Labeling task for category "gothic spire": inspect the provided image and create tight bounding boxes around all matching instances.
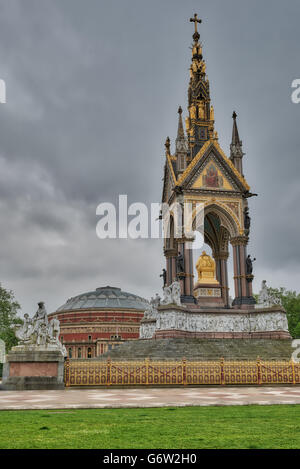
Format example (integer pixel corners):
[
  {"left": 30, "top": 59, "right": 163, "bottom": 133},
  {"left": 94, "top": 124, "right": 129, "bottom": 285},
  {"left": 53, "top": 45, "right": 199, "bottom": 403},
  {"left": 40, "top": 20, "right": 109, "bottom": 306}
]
[
  {"left": 176, "top": 106, "right": 185, "bottom": 140},
  {"left": 176, "top": 107, "right": 188, "bottom": 174},
  {"left": 230, "top": 111, "right": 244, "bottom": 174},
  {"left": 231, "top": 111, "right": 241, "bottom": 147},
  {"left": 185, "top": 15, "right": 215, "bottom": 158}
]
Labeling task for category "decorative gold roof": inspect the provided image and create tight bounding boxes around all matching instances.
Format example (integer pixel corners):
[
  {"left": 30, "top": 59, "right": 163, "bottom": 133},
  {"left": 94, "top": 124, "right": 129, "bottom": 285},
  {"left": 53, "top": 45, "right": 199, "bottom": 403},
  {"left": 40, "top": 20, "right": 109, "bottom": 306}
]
[
  {"left": 213, "top": 141, "right": 250, "bottom": 191},
  {"left": 166, "top": 154, "right": 177, "bottom": 184},
  {"left": 176, "top": 139, "right": 211, "bottom": 186}
]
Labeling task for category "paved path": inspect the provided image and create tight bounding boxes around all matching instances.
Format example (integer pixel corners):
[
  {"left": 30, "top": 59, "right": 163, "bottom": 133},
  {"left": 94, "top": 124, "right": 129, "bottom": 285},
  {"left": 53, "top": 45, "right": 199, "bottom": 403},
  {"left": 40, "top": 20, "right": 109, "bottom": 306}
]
[{"left": 1, "top": 386, "right": 300, "bottom": 410}]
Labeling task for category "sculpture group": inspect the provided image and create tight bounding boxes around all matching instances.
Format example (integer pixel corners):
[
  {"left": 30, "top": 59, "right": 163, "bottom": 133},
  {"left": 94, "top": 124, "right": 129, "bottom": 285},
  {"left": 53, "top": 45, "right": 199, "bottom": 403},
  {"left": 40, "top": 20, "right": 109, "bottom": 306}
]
[
  {"left": 257, "top": 280, "right": 282, "bottom": 308},
  {"left": 14, "top": 302, "right": 66, "bottom": 355},
  {"left": 161, "top": 280, "right": 182, "bottom": 307}
]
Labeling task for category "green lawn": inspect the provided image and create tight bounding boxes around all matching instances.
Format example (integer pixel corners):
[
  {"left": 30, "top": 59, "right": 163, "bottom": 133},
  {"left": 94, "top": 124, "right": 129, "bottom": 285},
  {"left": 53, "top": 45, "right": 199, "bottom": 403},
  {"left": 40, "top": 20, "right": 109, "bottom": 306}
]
[{"left": 0, "top": 405, "right": 300, "bottom": 449}]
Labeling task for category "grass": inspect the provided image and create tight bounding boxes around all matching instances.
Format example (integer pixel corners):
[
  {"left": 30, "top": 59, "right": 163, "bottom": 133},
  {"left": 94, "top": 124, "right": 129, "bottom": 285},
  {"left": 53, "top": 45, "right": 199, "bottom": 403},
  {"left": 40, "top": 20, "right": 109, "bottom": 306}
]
[{"left": 0, "top": 405, "right": 300, "bottom": 449}]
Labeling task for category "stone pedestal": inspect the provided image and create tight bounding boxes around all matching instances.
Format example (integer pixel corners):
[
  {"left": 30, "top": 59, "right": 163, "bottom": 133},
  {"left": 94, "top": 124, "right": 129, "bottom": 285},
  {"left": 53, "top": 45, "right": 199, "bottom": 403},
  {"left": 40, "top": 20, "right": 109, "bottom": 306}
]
[
  {"left": 2, "top": 346, "right": 65, "bottom": 390},
  {"left": 193, "top": 282, "right": 225, "bottom": 307}
]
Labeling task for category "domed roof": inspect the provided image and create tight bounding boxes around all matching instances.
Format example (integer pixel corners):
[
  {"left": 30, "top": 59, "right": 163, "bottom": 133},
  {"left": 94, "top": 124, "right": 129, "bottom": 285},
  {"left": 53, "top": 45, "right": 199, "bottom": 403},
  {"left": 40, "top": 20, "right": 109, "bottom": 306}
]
[{"left": 56, "top": 286, "right": 149, "bottom": 312}]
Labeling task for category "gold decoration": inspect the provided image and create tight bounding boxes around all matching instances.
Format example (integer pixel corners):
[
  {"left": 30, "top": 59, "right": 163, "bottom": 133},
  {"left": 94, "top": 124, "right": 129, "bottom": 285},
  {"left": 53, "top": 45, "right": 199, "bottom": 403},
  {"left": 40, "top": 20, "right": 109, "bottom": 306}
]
[
  {"left": 185, "top": 117, "right": 190, "bottom": 131},
  {"left": 166, "top": 154, "right": 177, "bottom": 184},
  {"left": 190, "top": 105, "right": 197, "bottom": 119},
  {"left": 198, "top": 101, "right": 205, "bottom": 119},
  {"left": 196, "top": 251, "right": 219, "bottom": 285}
]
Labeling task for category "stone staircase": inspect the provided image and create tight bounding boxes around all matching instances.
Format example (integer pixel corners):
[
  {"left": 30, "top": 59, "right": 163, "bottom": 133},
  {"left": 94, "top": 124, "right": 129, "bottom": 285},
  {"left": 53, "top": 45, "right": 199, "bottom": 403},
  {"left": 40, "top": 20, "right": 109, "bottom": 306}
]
[{"left": 97, "top": 338, "right": 294, "bottom": 362}]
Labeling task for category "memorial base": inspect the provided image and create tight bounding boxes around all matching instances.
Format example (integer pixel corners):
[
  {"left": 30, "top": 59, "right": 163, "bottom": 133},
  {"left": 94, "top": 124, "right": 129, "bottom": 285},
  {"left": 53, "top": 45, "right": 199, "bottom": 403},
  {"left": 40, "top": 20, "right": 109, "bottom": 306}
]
[
  {"left": 1, "top": 347, "right": 65, "bottom": 390},
  {"left": 193, "top": 282, "right": 225, "bottom": 307},
  {"left": 139, "top": 305, "right": 291, "bottom": 341}
]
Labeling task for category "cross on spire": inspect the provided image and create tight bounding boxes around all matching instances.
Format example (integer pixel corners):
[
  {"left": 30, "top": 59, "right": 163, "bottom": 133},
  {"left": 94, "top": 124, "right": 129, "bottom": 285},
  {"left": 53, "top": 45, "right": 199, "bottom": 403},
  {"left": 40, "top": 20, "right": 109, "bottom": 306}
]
[{"left": 190, "top": 13, "right": 202, "bottom": 34}]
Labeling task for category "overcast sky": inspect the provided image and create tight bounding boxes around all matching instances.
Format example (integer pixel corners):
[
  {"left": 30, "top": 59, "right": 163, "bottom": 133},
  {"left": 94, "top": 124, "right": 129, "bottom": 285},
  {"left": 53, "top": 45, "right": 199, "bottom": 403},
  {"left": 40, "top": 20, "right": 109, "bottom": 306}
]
[{"left": 0, "top": 0, "right": 300, "bottom": 315}]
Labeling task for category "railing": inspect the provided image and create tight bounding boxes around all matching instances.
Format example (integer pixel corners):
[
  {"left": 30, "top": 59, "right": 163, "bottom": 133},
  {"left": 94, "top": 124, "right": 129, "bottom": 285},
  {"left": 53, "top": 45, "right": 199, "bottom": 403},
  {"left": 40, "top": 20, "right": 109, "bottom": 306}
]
[{"left": 64, "top": 358, "right": 300, "bottom": 387}]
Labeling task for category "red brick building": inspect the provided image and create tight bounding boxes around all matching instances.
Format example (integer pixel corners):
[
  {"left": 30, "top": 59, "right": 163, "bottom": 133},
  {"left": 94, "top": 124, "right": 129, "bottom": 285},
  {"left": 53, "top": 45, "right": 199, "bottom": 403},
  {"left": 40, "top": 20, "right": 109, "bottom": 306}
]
[{"left": 48, "top": 286, "right": 148, "bottom": 359}]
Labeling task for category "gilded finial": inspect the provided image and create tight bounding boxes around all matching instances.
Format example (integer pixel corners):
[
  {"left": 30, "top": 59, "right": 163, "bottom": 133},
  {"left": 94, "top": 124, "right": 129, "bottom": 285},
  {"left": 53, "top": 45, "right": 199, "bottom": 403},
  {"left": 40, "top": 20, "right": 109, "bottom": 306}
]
[{"left": 190, "top": 13, "right": 202, "bottom": 42}]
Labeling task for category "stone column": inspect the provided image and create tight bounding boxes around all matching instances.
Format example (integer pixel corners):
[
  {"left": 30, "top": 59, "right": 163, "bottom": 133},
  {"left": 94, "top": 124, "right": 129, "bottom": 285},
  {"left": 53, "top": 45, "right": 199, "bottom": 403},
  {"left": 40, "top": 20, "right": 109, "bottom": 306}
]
[
  {"left": 183, "top": 239, "right": 195, "bottom": 297},
  {"left": 231, "top": 236, "right": 256, "bottom": 309},
  {"left": 177, "top": 239, "right": 196, "bottom": 304},
  {"left": 215, "top": 252, "right": 229, "bottom": 307},
  {"left": 171, "top": 256, "right": 177, "bottom": 283},
  {"left": 164, "top": 248, "right": 177, "bottom": 286}
]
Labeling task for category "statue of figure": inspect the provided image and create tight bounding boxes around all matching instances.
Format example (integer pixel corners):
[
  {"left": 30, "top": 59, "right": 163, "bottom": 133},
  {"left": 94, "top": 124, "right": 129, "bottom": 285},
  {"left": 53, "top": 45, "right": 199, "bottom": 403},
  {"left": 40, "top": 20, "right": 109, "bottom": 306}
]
[
  {"left": 160, "top": 269, "right": 167, "bottom": 287},
  {"left": 144, "top": 305, "right": 157, "bottom": 320},
  {"left": 32, "top": 302, "right": 48, "bottom": 335},
  {"left": 144, "top": 294, "right": 161, "bottom": 320},
  {"left": 37, "top": 322, "right": 48, "bottom": 346},
  {"left": 257, "top": 280, "right": 282, "bottom": 308},
  {"left": 258, "top": 280, "right": 269, "bottom": 306},
  {"left": 171, "top": 281, "right": 182, "bottom": 306},
  {"left": 198, "top": 101, "right": 205, "bottom": 119},
  {"left": 244, "top": 207, "right": 251, "bottom": 234},
  {"left": 246, "top": 255, "right": 256, "bottom": 275},
  {"left": 161, "top": 281, "right": 182, "bottom": 306},
  {"left": 154, "top": 294, "right": 161, "bottom": 308},
  {"left": 176, "top": 253, "right": 185, "bottom": 274},
  {"left": 190, "top": 105, "right": 197, "bottom": 119},
  {"left": 161, "top": 285, "right": 172, "bottom": 305},
  {"left": 15, "top": 313, "right": 32, "bottom": 343},
  {"left": 49, "top": 317, "right": 60, "bottom": 342},
  {"left": 196, "top": 251, "right": 219, "bottom": 285}
]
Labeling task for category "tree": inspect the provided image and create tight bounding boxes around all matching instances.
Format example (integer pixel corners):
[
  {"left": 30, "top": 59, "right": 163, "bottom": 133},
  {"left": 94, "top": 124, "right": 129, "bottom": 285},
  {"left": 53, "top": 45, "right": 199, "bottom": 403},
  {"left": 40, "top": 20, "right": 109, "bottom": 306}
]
[{"left": 0, "top": 284, "right": 22, "bottom": 353}]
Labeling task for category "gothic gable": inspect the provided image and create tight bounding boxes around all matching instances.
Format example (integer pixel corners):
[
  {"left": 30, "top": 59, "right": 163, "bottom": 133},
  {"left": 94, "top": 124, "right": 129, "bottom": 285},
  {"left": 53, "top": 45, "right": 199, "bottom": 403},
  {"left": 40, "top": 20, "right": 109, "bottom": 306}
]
[
  {"left": 191, "top": 156, "right": 235, "bottom": 191},
  {"left": 177, "top": 140, "right": 250, "bottom": 193}
]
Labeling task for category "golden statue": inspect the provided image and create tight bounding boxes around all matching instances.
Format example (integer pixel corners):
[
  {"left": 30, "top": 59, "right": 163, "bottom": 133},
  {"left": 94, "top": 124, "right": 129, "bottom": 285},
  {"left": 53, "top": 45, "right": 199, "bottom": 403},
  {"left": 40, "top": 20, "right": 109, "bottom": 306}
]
[
  {"left": 190, "top": 105, "right": 197, "bottom": 119},
  {"left": 185, "top": 117, "right": 190, "bottom": 132},
  {"left": 196, "top": 251, "right": 219, "bottom": 285},
  {"left": 198, "top": 101, "right": 205, "bottom": 119}
]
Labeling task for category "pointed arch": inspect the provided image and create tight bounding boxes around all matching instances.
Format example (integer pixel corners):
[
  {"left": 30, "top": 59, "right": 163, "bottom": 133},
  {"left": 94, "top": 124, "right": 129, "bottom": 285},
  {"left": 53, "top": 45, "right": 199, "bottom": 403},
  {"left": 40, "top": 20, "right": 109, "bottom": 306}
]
[
  {"left": 204, "top": 202, "right": 241, "bottom": 238},
  {"left": 191, "top": 201, "right": 241, "bottom": 239}
]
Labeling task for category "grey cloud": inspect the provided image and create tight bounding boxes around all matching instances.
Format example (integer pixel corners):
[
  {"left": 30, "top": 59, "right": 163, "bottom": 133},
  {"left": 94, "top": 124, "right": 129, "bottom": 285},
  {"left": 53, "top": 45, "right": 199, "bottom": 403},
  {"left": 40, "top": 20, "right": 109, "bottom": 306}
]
[{"left": 0, "top": 0, "right": 299, "bottom": 315}]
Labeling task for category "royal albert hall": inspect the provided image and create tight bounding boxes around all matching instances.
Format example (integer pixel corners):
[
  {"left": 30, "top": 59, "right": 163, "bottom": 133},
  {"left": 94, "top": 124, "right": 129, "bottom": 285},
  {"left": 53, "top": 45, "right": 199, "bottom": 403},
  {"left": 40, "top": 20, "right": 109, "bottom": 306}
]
[{"left": 48, "top": 286, "right": 149, "bottom": 359}]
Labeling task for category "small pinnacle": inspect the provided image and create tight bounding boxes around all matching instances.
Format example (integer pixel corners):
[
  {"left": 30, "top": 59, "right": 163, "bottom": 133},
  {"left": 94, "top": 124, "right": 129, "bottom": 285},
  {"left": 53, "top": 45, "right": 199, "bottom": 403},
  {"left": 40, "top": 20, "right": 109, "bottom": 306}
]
[
  {"left": 165, "top": 137, "right": 170, "bottom": 153},
  {"left": 232, "top": 111, "right": 237, "bottom": 119},
  {"left": 178, "top": 106, "right": 183, "bottom": 114}
]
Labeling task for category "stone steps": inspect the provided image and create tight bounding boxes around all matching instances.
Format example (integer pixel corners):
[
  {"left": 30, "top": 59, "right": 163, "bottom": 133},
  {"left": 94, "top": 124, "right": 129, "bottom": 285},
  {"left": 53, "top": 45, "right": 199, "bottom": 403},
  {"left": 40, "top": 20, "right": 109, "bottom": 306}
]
[{"left": 96, "top": 338, "right": 294, "bottom": 362}]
